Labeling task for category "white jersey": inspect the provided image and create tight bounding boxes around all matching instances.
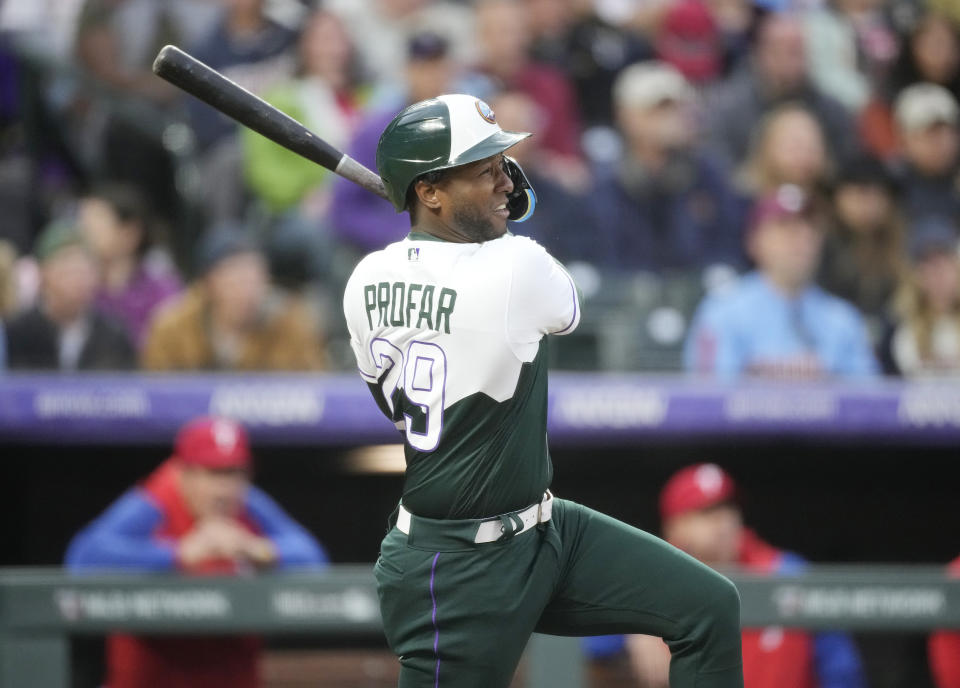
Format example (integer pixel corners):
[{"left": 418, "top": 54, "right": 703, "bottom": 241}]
[{"left": 343, "top": 231, "right": 580, "bottom": 518}]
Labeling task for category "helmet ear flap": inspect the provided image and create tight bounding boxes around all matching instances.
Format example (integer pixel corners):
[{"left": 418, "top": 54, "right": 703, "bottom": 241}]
[{"left": 504, "top": 156, "right": 536, "bottom": 222}]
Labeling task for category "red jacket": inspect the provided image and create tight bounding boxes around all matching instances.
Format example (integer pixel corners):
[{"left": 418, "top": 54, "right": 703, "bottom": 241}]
[
  {"left": 107, "top": 461, "right": 261, "bottom": 688},
  {"left": 929, "top": 556, "right": 960, "bottom": 688},
  {"left": 738, "top": 529, "right": 816, "bottom": 688}
]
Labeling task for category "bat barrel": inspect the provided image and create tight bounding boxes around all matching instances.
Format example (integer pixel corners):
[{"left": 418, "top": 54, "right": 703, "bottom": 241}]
[{"left": 152, "top": 45, "right": 389, "bottom": 202}]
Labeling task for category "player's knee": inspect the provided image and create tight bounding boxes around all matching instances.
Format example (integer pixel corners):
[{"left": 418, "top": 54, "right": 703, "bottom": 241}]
[
  {"left": 663, "top": 568, "right": 742, "bottom": 672},
  {"left": 672, "top": 565, "right": 740, "bottom": 637},
  {"left": 683, "top": 571, "right": 742, "bottom": 666},
  {"left": 685, "top": 569, "right": 741, "bottom": 651},
  {"left": 707, "top": 573, "right": 741, "bottom": 632}
]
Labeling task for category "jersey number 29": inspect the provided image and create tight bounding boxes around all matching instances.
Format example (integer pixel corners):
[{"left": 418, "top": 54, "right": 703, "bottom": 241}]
[{"left": 370, "top": 338, "right": 447, "bottom": 452}]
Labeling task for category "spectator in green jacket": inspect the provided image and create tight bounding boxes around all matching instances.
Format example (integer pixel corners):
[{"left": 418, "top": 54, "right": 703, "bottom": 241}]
[{"left": 241, "top": 8, "right": 367, "bottom": 218}]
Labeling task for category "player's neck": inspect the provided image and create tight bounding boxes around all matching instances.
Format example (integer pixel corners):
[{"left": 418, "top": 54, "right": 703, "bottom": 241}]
[{"left": 410, "top": 219, "right": 472, "bottom": 244}]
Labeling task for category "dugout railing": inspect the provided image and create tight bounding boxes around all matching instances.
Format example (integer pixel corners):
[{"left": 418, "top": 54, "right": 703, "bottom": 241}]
[{"left": 1, "top": 565, "right": 958, "bottom": 688}]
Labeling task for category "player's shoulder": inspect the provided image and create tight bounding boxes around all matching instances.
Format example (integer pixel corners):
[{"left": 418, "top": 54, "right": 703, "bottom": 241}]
[
  {"left": 359, "top": 237, "right": 411, "bottom": 264},
  {"left": 481, "top": 235, "right": 569, "bottom": 293},
  {"left": 500, "top": 232, "right": 548, "bottom": 252},
  {"left": 489, "top": 232, "right": 555, "bottom": 267},
  {"left": 345, "top": 239, "right": 408, "bottom": 286},
  {"left": 347, "top": 234, "right": 554, "bottom": 283}
]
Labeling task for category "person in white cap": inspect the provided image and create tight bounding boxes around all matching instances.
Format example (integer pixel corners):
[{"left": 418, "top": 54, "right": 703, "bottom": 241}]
[
  {"left": 894, "top": 82, "right": 960, "bottom": 224},
  {"left": 584, "top": 60, "right": 745, "bottom": 272}
]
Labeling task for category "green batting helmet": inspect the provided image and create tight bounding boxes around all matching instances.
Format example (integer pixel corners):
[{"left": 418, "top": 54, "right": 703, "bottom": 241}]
[{"left": 376, "top": 94, "right": 531, "bottom": 212}]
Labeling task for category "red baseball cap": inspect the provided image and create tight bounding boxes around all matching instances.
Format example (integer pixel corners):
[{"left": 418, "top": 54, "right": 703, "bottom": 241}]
[
  {"left": 655, "top": 0, "right": 721, "bottom": 84},
  {"left": 747, "top": 184, "right": 815, "bottom": 236},
  {"left": 659, "top": 463, "right": 737, "bottom": 521},
  {"left": 173, "top": 416, "right": 252, "bottom": 470}
]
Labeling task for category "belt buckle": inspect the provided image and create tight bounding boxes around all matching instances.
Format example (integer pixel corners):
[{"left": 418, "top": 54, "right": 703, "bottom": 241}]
[
  {"left": 536, "top": 490, "right": 551, "bottom": 530},
  {"left": 497, "top": 513, "right": 523, "bottom": 540}
]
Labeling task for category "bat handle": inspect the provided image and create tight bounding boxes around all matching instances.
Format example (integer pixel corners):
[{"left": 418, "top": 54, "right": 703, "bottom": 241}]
[{"left": 336, "top": 155, "right": 389, "bottom": 202}]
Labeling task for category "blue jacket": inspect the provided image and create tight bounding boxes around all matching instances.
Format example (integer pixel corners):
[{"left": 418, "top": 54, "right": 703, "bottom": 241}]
[
  {"left": 66, "top": 483, "right": 327, "bottom": 572},
  {"left": 684, "top": 272, "right": 878, "bottom": 379},
  {"left": 583, "top": 152, "right": 746, "bottom": 272}
]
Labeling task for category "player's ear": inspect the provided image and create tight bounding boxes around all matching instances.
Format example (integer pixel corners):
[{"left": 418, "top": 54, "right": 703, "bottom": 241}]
[{"left": 414, "top": 179, "right": 443, "bottom": 210}]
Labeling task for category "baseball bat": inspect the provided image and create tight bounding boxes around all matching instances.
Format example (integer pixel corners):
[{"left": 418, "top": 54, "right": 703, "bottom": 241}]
[{"left": 152, "top": 44, "right": 389, "bottom": 201}]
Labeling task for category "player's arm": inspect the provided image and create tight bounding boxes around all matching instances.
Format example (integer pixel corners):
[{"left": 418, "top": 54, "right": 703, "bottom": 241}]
[
  {"left": 507, "top": 238, "right": 581, "bottom": 351},
  {"left": 244, "top": 486, "right": 329, "bottom": 568},
  {"left": 343, "top": 264, "right": 379, "bottom": 381},
  {"left": 343, "top": 262, "right": 406, "bottom": 427},
  {"left": 65, "top": 491, "right": 177, "bottom": 572}
]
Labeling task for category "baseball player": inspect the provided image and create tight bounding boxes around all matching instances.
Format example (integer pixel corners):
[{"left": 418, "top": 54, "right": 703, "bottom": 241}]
[{"left": 343, "top": 94, "right": 744, "bottom": 688}]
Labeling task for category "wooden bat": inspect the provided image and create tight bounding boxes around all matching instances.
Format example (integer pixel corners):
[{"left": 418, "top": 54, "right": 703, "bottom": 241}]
[{"left": 152, "top": 44, "right": 389, "bottom": 201}]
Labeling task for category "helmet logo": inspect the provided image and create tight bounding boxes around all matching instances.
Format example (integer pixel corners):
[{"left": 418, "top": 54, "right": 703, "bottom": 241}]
[{"left": 475, "top": 99, "right": 497, "bottom": 124}]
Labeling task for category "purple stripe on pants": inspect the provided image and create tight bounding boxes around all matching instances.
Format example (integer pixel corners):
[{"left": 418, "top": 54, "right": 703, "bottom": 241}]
[{"left": 430, "top": 552, "right": 441, "bottom": 687}]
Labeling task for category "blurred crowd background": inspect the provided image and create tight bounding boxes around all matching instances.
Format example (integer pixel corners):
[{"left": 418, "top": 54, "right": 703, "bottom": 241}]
[
  {"left": 2, "top": 4, "right": 959, "bottom": 687},
  {"left": 2, "top": 0, "right": 960, "bottom": 377}
]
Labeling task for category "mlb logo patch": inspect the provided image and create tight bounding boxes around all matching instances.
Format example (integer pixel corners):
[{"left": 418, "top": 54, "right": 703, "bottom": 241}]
[
  {"left": 475, "top": 99, "right": 497, "bottom": 124},
  {"left": 408, "top": 247, "right": 420, "bottom": 261}
]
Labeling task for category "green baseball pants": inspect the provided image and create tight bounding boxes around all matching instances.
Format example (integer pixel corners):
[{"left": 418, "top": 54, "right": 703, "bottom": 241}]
[{"left": 374, "top": 497, "right": 744, "bottom": 688}]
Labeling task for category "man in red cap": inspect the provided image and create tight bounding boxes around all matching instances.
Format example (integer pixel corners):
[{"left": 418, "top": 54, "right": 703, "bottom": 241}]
[
  {"left": 929, "top": 555, "right": 960, "bottom": 688},
  {"left": 66, "top": 416, "right": 328, "bottom": 688},
  {"left": 611, "top": 463, "right": 865, "bottom": 688}
]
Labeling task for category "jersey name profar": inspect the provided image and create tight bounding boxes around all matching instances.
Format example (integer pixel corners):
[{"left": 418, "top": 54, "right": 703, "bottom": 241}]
[{"left": 364, "top": 282, "right": 458, "bottom": 333}]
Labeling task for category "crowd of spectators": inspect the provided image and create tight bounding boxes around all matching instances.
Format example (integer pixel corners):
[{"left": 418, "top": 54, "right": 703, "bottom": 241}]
[
  {"left": 1, "top": 0, "right": 960, "bottom": 378},
  {"left": 1, "top": 6, "right": 954, "bottom": 686}
]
